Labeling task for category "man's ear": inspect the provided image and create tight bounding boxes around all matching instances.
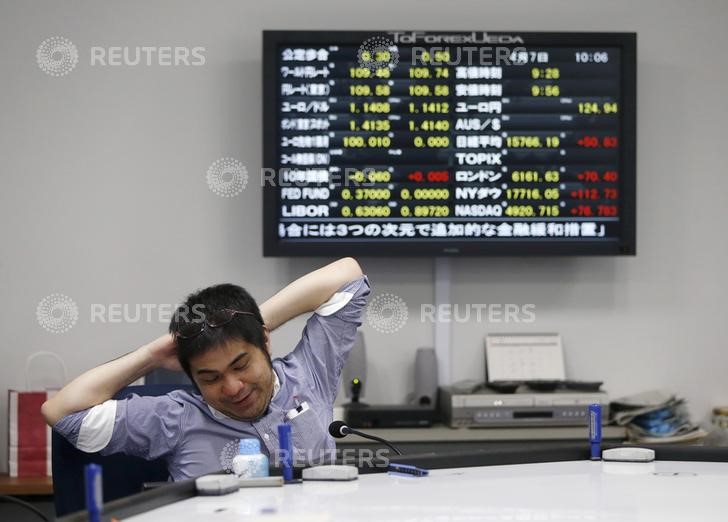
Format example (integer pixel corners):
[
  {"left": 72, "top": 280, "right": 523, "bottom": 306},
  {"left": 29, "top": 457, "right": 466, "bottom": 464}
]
[{"left": 263, "top": 325, "right": 272, "bottom": 355}]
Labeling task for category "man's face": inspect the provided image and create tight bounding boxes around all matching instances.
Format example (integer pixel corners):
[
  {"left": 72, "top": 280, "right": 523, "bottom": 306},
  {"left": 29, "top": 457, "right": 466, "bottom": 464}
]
[{"left": 189, "top": 337, "right": 274, "bottom": 421}]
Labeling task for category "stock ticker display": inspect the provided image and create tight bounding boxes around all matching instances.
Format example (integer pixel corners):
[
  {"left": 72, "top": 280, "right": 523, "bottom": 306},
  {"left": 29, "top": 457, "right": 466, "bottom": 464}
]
[{"left": 263, "top": 31, "right": 636, "bottom": 256}]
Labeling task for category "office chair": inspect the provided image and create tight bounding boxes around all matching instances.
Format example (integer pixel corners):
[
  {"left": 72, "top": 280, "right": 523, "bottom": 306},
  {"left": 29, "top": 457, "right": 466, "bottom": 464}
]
[
  {"left": 51, "top": 384, "right": 192, "bottom": 517},
  {"left": 144, "top": 368, "right": 191, "bottom": 385}
]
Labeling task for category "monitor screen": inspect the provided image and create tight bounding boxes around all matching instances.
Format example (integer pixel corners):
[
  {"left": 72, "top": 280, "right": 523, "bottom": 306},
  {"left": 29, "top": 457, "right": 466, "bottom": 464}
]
[{"left": 263, "top": 31, "right": 636, "bottom": 256}]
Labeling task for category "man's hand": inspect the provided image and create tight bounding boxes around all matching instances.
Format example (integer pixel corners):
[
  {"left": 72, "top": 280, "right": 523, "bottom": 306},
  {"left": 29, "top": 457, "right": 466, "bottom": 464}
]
[
  {"left": 41, "top": 334, "right": 178, "bottom": 426},
  {"left": 145, "top": 333, "right": 182, "bottom": 372}
]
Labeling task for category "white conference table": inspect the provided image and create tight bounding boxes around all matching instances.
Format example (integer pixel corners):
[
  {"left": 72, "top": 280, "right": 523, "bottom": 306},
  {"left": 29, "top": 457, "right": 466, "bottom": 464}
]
[{"left": 125, "top": 459, "right": 727, "bottom": 522}]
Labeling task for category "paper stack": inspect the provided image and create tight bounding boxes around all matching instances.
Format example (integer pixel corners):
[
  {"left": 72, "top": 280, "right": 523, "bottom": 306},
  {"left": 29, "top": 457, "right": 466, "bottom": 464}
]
[{"left": 610, "top": 390, "right": 707, "bottom": 443}]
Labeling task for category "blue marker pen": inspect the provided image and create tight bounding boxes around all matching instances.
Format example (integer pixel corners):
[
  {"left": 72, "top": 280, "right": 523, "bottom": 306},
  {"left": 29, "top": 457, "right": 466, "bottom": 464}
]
[
  {"left": 589, "top": 403, "right": 602, "bottom": 460},
  {"left": 277, "top": 423, "right": 293, "bottom": 482},
  {"left": 84, "top": 463, "right": 103, "bottom": 522}
]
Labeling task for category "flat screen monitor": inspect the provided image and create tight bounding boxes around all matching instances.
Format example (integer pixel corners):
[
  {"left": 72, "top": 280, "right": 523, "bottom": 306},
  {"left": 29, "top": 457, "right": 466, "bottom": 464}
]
[{"left": 263, "top": 31, "right": 636, "bottom": 256}]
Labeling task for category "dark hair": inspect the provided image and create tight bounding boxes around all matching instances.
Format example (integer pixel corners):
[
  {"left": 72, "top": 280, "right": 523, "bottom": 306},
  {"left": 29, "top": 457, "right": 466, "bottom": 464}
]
[{"left": 169, "top": 283, "right": 268, "bottom": 380}]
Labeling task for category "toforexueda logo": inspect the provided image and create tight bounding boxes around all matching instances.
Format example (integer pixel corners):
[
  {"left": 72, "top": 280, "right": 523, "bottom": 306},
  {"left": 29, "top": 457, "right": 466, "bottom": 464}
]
[{"left": 388, "top": 31, "right": 525, "bottom": 45}]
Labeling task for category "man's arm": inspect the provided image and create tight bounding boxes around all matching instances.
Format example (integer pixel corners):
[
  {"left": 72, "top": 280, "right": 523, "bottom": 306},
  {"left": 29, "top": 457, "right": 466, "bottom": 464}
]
[
  {"left": 41, "top": 257, "right": 363, "bottom": 426},
  {"left": 259, "top": 257, "right": 363, "bottom": 332},
  {"left": 40, "top": 334, "right": 178, "bottom": 427}
]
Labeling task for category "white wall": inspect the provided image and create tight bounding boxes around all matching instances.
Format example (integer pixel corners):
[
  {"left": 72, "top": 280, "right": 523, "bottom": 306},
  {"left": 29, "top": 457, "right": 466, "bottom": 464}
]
[{"left": 1, "top": 0, "right": 727, "bottom": 472}]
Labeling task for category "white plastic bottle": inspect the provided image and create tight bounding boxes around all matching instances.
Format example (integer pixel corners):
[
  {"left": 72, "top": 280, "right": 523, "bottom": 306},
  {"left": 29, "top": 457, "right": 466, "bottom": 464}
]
[{"left": 232, "top": 438, "right": 269, "bottom": 478}]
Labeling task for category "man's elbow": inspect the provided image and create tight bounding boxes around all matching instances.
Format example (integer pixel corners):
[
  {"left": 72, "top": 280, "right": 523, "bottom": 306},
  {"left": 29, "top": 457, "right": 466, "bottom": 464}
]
[
  {"left": 40, "top": 399, "right": 60, "bottom": 427},
  {"left": 339, "top": 257, "right": 363, "bottom": 280}
]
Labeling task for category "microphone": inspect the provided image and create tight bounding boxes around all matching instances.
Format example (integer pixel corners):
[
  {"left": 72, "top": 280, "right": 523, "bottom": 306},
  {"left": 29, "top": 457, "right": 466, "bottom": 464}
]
[
  {"left": 328, "top": 420, "right": 350, "bottom": 438},
  {"left": 328, "top": 421, "right": 403, "bottom": 456}
]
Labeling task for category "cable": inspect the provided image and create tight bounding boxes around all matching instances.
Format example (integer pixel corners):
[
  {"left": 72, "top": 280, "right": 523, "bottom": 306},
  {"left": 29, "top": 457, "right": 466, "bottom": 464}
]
[{"left": 0, "top": 494, "right": 51, "bottom": 522}]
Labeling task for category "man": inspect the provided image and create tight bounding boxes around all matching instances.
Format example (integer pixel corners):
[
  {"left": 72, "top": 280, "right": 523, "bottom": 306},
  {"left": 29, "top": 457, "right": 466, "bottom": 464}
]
[{"left": 41, "top": 257, "right": 368, "bottom": 480}]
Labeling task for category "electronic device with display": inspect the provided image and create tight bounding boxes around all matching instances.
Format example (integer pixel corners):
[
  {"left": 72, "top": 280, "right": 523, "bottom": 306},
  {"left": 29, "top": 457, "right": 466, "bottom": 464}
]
[
  {"left": 263, "top": 31, "right": 636, "bottom": 256},
  {"left": 439, "top": 384, "right": 609, "bottom": 428}
]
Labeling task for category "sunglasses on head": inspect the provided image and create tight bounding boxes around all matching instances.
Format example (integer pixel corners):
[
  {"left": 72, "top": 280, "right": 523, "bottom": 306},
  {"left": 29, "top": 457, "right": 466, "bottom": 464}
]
[{"left": 173, "top": 308, "right": 262, "bottom": 340}]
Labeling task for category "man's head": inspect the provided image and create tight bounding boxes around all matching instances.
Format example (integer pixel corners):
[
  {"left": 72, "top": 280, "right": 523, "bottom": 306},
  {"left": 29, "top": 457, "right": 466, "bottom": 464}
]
[{"left": 169, "top": 284, "right": 275, "bottom": 421}]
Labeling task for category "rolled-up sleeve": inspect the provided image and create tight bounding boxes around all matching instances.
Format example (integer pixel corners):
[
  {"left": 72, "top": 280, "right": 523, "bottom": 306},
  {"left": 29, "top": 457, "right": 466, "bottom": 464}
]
[
  {"left": 290, "top": 275, "right": 371, "bottom": 403},
  {"left": 53, "top": 393, "right": 186, "bottom": 460}
]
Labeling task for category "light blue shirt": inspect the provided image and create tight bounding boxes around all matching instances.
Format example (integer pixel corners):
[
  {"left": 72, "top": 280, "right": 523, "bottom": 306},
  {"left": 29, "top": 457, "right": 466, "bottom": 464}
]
[{"left": 54, "top": 276, "right": 370, "bottom": 480}]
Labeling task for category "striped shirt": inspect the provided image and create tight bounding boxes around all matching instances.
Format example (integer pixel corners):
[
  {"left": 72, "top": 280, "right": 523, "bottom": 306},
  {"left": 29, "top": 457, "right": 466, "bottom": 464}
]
[{"left": 54, "top": 276, "right": 370, "bottom": 480}]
